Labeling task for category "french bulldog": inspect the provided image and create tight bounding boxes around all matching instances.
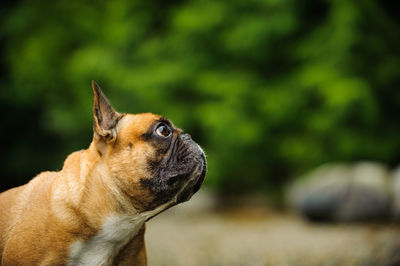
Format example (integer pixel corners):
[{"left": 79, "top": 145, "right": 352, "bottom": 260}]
[{"left": 0, "top": 81, "right": 206, "bottom": 265}]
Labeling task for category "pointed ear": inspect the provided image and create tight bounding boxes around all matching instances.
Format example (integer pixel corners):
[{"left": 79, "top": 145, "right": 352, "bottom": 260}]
[{"left": 92, "top": 80, "right": 122, "bottom": 143}]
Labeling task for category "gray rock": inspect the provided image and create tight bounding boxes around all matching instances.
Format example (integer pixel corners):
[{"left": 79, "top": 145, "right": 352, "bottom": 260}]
[{"left": 286, "top": 162, "right": 391, "bottom": 222}]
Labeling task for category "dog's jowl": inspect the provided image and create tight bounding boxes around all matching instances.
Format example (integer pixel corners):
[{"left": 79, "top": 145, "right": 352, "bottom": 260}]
[{"left": 0, "top": 81, "right": 206, "bottom": 266}]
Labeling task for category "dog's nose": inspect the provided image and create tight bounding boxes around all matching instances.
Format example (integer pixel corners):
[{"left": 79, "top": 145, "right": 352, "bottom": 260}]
[{"left": 180, "top": 133, "right": 192, "bottom": 141}]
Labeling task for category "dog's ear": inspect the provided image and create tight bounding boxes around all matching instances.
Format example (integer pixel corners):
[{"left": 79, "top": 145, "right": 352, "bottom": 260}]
[{"left": 92, "top": 80, "right": 122, "bottom": 143}]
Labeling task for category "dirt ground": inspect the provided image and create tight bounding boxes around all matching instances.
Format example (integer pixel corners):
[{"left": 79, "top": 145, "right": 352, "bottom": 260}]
[{"left": 146, "top": 190, "right": 400, "bottom": 266}]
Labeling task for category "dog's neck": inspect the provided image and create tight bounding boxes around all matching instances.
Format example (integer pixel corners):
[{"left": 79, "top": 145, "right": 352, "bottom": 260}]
[
  {"left": 57, "top": 142, "right": 139, "bottom": 221},
  {"left": 52, "top": 142, "right": 147, "bottom": 265}
]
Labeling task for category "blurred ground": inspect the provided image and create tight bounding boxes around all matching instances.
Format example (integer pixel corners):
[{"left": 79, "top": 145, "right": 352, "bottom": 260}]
[{"left": 146, "top": 190, "right": 400, "bottom": 266}]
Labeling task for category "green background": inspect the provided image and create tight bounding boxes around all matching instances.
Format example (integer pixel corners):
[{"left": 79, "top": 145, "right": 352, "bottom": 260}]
[{"left": 1, "top": 0, "right": 399, "bottom": 200}]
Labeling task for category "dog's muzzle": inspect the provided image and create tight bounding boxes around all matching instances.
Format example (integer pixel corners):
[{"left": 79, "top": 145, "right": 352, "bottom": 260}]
[
  {"left": 173, "top": 133, "right": 207, "bottom": 203},
  {"left": 141, "top": 133, "right": 207, "bottom": 209}
]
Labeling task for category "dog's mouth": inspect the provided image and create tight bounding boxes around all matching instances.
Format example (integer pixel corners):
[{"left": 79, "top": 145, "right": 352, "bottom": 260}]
[
  {"left": 141, "top": 153, "right": 206, "bottom": 220},
  {"left": 175, "top": 153, "right": 207, "bottom": 204}
]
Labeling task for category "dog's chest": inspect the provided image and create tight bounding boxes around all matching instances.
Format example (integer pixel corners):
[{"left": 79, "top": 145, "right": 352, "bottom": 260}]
[{"left": 68, "top": 215, "right": 146, "bottom": 266}]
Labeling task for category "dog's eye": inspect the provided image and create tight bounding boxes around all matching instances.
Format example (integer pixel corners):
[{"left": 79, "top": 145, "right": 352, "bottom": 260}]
[{"left": 155, "top": 124, "right": 171, "bottom": 137}]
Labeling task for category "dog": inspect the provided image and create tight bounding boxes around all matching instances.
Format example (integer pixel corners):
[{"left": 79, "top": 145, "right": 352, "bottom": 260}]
[{"left": 0, "top": 81, "right": 207, "bottom": 265}]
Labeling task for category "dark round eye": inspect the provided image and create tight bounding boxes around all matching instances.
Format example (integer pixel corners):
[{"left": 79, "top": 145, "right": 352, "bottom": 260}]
[{"left": 155, "top": 123, "right": 171, "bottom": 137}]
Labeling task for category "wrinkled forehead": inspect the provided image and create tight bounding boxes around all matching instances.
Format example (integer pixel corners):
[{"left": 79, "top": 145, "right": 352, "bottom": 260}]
[{"left": 117, "top": 113, "right": 162, "bottom": 141}]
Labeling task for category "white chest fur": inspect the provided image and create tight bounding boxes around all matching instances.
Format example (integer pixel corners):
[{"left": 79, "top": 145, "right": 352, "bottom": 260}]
[
  {"left": 68, "top": 169, "right": 199, "bottom": 265},
  {"left": 68, "top": 215, "right": 145, "bottom": 266},
  {"left": 68, "top": 202, "right": 170, "bottom": 266}
]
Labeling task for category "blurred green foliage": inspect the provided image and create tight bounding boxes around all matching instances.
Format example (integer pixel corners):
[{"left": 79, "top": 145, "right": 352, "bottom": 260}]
[{"left": 1, "top": 0, "right": 400, "bottom": 197}]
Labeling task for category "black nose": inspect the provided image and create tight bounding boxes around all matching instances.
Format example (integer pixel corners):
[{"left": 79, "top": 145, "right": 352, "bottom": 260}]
[{"left": 180, "top": 133, "right": 192, "bottom": 141}]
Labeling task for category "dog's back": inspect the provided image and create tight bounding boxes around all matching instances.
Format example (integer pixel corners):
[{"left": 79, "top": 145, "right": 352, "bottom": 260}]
[
  {"left": 0, "top": 185, "right": 24, "bottom": 256},
  {"left": 0, "top": 172, "right": 61, "bottom": 264}
]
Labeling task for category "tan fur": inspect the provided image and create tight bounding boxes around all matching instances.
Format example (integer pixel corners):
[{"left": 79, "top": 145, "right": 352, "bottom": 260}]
[{"left": 0, "top": 112, "right": 172, "bottom": 265}]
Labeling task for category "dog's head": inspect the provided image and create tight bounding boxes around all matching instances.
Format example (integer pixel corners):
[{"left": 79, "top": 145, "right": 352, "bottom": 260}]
[{"left": 91, "top": 81, "right": 206, "bottom": 212}]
